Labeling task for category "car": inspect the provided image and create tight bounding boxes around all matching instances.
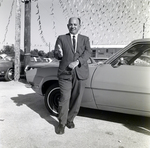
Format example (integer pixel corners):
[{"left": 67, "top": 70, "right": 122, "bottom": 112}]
[
  {"left": 25, "top": 38, "right": 150, "bottom": 117},
  {"left": 0, "top": 55, "right": 14, "bottom": 81},
  {"left": 0, "top": 54, "right": 27, "bottom": 81},
  {"left": 0, "top": 54, "right": 49, "bottom": 81}
]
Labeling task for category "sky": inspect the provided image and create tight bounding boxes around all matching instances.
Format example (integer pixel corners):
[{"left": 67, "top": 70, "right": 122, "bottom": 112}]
[
  {"left": 0, "top": 0, "right": 150, "bottom": 52},
  {"left": 0, "top": 0, "right": 68, "bottom": 52}
]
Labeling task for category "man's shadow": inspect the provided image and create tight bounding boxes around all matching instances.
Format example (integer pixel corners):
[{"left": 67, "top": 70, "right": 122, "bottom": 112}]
[
  {"left": 11, "top": 93, "right": 58, "bottom": 129},
  {"left": 11, "top": 93, "right": 150, "bottom": 136}
]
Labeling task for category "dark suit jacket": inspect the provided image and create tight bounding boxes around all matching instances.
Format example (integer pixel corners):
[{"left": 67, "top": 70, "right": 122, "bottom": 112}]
[{"left": 54, "top": 33, "right": 91, "bottom": 80}]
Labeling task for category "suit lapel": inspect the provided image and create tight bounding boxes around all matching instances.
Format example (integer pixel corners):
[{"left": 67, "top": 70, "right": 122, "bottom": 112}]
[{"left": 76, "top": 34, "right": 81, "bottom": 53}]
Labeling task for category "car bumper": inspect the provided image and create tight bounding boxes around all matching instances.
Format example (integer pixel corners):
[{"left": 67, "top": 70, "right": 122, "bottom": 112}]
[{"left": 25, "top": 81, "right": 43, "bottom": 96}]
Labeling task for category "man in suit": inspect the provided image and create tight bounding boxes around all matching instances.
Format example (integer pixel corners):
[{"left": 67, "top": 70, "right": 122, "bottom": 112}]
[{"left": 54, "top": 17, "right": 91, "bottom": 134}]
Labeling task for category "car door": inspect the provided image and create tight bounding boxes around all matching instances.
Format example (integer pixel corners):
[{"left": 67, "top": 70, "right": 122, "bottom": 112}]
[{"left": 91, "top": 43, "right": 150, "bottom": 116}]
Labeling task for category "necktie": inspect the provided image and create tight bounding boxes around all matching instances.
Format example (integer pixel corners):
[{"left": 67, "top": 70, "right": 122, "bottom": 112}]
[{"left": 73, "top": 36, "right": 76, "bottom": 51}]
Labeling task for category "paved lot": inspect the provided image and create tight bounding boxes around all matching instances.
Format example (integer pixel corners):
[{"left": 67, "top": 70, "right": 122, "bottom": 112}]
[{"left": 0, "top": 79, "right": 150, "bottom": 148}]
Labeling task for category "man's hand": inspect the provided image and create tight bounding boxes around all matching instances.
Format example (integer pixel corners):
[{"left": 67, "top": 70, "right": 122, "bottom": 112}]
[
  {"left": 57, "top": 44, "right": 63, "bottom": 57},
  {"left": 68, "top": 60, "right": 79, "bottom": 69}
]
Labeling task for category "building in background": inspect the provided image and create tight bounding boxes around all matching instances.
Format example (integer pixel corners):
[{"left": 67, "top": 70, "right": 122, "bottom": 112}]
[{"left": 91, "top": 45, "right": 126, "bottom": 57}]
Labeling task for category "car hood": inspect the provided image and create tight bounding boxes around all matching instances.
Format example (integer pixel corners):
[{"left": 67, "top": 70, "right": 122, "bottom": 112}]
[
  {"left": 0, "top": 59, "right": 13, "bottom": 65},
  {"left": 27, "top": 61, "right": 59, "bottom": 68}
]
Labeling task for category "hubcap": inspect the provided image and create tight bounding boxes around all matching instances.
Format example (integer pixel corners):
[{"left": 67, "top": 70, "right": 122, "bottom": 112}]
[{"left": 8, "top": 69, "right": 14, "bottom": 80}]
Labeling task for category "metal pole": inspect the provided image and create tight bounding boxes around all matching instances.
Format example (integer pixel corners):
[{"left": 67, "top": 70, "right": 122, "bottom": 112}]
[
  {"left": 14, "top": 0, "right": 21, "bottom": 81},
  {"left": 142, "top": 23, "right": 145, "bottom": 39},
  {"left": 49, "top": 42, "right": 50, "bottom": 57}
]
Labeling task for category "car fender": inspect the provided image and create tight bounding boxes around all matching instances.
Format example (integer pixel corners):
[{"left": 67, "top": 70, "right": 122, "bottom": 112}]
[{"left": 38, "top": 75, "right": 59, "bottom": 95}]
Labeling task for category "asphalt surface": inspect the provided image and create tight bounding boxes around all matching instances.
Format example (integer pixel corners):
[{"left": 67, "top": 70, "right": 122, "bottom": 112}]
[{"left": 0, "top": 78, "right": 150, "bottom": 148}]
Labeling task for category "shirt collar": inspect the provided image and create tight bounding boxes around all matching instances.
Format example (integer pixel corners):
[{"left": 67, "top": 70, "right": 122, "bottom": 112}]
[{"left": 70, "top": 33, "right": 78, "bottom": 39}]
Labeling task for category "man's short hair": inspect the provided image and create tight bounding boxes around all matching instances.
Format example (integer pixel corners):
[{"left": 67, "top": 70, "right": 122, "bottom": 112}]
[
  {"left": 77, "top": 18, "right": 81, "bottom": 25},
  {"left": 68, "top": 17, "right": 81, "bottom": 25}
]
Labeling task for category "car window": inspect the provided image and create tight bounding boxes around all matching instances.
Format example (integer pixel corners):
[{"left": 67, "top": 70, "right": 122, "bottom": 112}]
[
  {"left": 111, "top": 44, "right": 150, "bottom": 67},
  {"left": 134, "top": 50, "right": 150, "bottom": 66}
]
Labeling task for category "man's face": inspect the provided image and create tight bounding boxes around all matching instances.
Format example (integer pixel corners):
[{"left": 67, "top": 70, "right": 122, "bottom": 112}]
[{"left": 67, "top": 18, "right": 81, "bottom": 35}]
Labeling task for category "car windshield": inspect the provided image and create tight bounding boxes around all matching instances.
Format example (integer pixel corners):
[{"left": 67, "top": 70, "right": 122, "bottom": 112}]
[{"left": 111, "top": 44, "right": 150, "bottom": 66}]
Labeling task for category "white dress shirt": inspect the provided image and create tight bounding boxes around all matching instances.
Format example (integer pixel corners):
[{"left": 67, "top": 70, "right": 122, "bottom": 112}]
[{"left": 70, "top": 34, "right": 78, "bottom": 52}]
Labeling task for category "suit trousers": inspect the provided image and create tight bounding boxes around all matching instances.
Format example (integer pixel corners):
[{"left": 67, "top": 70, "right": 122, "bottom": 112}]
[{"left": 58, "top": 70, "right": 86, "bottom": 126}]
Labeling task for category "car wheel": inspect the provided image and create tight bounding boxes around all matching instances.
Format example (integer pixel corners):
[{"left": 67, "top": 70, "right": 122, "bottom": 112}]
[
  {"left": 44, "top": 83, "right": 60, "bottom": 116},
  {"left": 4, "top": 68, "right": 14, "bottom": 81}
]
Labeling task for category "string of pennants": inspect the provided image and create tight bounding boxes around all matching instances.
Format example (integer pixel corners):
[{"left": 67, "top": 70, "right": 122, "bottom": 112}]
[
  {"left": 35, "top": 1, "right": 49, "bottom": 47},
  {"left": 35, "top": 0, "right": 150, "bottom": 45},
  {"left": 2, "top": 0, "right": 15, "bottom": 44},
  {"left": 58, "top": 0, "right": 150, "bottom": 45},
  {"left": 1, "top": 0, "right": 150, "bottom": 47}
]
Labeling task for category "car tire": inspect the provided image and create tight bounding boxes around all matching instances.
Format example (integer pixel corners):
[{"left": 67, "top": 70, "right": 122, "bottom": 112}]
[
  {"left": 4, "top": 68, "right": 14, "bottom": 81},
  {"left": 44, "top": 83, "right": 60, "bottom": 116}
]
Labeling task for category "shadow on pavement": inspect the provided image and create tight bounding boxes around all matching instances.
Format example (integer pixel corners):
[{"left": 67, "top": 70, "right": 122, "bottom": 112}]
[
  {"left": 11, "top": 92, "right": 150, "bottom": 136},
  {"left": 11, "top": 93, "right": 58, "bottom": 128},
  {"left": 0, "top": 77, "right": 27, "bottom": 83},
  {"left": 79, "top": 107, "right": 150, "bottom": 136}
]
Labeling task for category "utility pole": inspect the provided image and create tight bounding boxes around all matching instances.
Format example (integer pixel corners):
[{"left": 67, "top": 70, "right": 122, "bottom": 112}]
[
  {"left": 49, "top": 42, "right": 50, "bottom": 57},
  {"left": 23, "top": 0, "right": 31, "bottom": 67},
  {"left": 14, "top": 0, "right": 21, "bottom": 81}
]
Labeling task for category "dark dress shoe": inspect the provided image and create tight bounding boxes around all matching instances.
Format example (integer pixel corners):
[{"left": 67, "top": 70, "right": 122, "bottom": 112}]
[
  {"left": 56, "top": 124, "right": 65, "bottom": 134},
  {"left": 66, "top": 121, "right": 75, "bottom": 129}
]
